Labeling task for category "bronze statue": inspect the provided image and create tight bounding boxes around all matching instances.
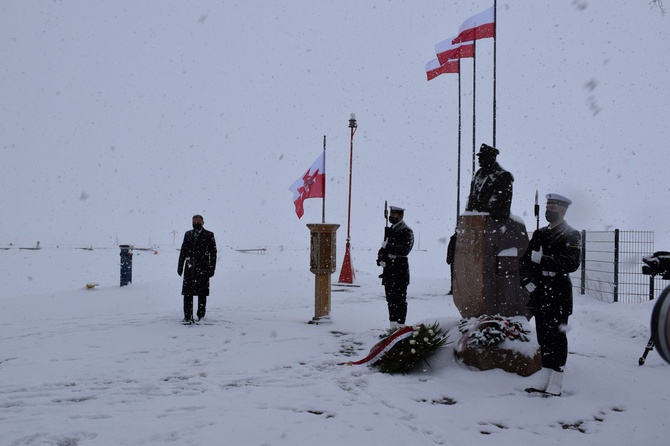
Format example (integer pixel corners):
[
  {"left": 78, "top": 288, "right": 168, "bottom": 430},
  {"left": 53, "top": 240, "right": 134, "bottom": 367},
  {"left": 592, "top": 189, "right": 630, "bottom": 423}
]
[{"left": 466, "top": 144, "right": 513, "bottom": 219}]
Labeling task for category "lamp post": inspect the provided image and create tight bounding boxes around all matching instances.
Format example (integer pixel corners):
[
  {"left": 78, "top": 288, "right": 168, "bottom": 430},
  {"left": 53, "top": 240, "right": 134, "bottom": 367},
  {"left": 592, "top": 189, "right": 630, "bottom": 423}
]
[{"left": 338, "top": 113, "right": 357, "bottom": 284}]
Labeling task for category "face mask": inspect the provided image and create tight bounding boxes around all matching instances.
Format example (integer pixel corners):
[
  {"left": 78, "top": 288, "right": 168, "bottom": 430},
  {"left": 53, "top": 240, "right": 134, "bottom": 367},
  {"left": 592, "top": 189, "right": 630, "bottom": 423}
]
[
  {"left": 545, "top": 210, "right": 561, "bottom": 223},
  {"left": 388, "top": 216, "right": 400, "bottom": 225},
  {"left": 193, "top": 223, "right": 203, "bottom": 230}
]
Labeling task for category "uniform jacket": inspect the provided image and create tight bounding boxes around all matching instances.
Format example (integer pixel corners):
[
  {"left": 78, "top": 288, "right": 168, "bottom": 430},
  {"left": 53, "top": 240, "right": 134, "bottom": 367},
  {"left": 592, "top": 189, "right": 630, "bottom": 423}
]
[
  {"left": 378, "top": 220, "right": 414, "bottom": 285},
  {"left": 178, "top": 228, "right": 217, "bottom": 296},
  {"left": 519, "top": 221, "right": 581, "bottom": 315},
  {"left": 466, "top": 162, "right": 514, "bottom": 219}
]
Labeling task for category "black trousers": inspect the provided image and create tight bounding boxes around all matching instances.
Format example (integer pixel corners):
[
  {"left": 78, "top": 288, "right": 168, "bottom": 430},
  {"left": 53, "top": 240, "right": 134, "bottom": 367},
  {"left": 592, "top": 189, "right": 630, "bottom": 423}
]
[
  {"left": 184, "top": 295, "right": 207, "bottom": 319},
  {"left": 384, "top": 277, "right": 409, "bottom": 324},
  {"left": 535, "top": 310, "right": 569, "bottom": 371}
]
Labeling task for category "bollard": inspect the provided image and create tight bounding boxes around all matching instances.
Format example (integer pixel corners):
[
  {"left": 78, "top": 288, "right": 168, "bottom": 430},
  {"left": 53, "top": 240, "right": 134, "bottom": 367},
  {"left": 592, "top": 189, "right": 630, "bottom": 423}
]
[{"left": 119, "top": 244, "right": 133, "bottom": 286}]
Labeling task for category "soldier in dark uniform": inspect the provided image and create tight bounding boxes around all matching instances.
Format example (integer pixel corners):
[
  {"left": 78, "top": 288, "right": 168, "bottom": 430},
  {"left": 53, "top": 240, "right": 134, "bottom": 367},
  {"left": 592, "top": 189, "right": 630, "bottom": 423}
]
[
  {"left": 466, "top": 144, "right": 514, "bottom": 219},
  {"left": 377, "top": 206, "right": 414, "bottom": 330},
  {"left": 519, "top": 194, "right": 581, "bottom": 396},
  {"left": 178, "top": 214, "right": 217, "bottom": 324},
  {"left": 446, "top": 230, "right": 457, "bottom": 295}
]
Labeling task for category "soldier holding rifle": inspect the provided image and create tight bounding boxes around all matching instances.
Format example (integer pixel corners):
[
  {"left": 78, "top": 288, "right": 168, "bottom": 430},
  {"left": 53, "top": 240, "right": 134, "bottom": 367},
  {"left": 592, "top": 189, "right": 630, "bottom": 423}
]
[
  {"left": 519, "top": 193, "right": 581, "bottom": 396},
  {"left": 377, "top": 204, "right": 414, "bottom": 330}
]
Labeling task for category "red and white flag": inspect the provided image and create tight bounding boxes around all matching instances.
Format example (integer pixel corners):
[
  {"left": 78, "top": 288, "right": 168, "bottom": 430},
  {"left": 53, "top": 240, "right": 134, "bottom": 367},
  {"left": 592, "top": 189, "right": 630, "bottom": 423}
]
[
  {"left": 452, "top": 5, "right": 495, "bottom": 44},
  {"left": 435, "top": 37, "right": 474, "bottom": 65},
  {"left": 289, "top": 151, "right": 325, "bottom": 219},
  {"left": 425, "top": 58, "right": 459, "bottom": 81}
]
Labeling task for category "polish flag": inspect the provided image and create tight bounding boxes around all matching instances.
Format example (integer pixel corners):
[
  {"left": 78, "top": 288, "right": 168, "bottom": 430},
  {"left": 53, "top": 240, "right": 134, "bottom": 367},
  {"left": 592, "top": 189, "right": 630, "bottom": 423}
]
[
  {"left": 435, "top": 38, "right": 475, "bottom": 65},
  {"left": 289, "top": 151, "right": 325, "bottom": 219},
  {"left": 452, "top": 5, "right": 495, "bottom": 44},
  {"left": 426, "top": 58, "right": 459, "bottom": 81}
]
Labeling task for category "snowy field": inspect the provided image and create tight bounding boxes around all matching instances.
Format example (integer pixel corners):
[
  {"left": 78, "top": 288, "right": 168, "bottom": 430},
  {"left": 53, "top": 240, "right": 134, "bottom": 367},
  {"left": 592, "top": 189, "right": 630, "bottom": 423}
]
[{"left": 0, "top": 246, "right": 668, "bottom": 446}]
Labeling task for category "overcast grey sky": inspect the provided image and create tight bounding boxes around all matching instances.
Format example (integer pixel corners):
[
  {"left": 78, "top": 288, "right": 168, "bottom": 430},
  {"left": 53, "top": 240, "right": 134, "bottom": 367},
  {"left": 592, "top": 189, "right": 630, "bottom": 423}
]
[{"left": 2, "top": 1, "right": 668, "bottom": 257}]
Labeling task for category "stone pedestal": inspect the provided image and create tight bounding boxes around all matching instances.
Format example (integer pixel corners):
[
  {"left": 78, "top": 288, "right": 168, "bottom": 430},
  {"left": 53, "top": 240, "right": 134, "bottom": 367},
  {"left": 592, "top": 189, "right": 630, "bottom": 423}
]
[
  {"left": 453, "top": 214, "right": 530, "bottom": 318},
  {"left": 455, "top": 337, "right": 542, "bottom": 377}
]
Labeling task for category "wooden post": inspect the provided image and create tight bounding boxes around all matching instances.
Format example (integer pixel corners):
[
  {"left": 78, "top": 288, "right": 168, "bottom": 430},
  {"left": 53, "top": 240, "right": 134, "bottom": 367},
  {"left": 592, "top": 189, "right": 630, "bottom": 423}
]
[{"left": 307, "top": 223, "right": 340, "bottom": 323}]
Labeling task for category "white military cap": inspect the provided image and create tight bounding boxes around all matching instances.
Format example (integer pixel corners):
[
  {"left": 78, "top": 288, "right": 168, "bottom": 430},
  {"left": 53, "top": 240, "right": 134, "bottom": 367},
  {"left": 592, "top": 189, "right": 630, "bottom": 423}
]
[
  {"left": 389, "top": 206, "right": 405, "bottom": 213},
  {"left": 546, "top": 193, "right": 572, "bottom": 207}
]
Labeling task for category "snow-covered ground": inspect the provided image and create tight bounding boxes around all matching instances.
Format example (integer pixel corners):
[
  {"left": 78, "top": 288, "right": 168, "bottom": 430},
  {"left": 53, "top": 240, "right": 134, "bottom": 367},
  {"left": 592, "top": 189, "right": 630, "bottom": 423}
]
[{"left": 1, "top": 246, "right": 667, "bottom": 446}]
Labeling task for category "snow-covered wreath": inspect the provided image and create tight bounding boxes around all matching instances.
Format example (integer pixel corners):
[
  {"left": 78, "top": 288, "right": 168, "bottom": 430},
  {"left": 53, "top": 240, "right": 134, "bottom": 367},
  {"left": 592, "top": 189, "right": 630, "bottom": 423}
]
[
  {"left": 347, "top": 322, "right": 449, "bottom": 374},
  {"left": 458, "top": 314, "right": 530, "bottom": 347}
]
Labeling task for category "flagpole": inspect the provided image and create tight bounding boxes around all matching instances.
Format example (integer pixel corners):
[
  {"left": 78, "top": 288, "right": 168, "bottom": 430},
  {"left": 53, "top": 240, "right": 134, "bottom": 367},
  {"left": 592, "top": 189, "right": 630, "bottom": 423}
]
[
  {"left": 493, "top": 0, "right": 497, "bottom": 146},
  {"left": 322, "top": 135, "right": 326, "bottom": 224},
  {"left": 457, "top": 62, "right": 462, "bottom": 221},
  {"left": 472, "top": 41, "right": 476, "bottom": 174}
]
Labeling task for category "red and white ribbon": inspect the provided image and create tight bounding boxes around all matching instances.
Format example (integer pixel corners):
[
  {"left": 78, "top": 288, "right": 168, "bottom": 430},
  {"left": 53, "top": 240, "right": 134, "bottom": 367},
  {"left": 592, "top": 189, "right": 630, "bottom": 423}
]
[{"left": 345, "top": 326, "right": 414, "bottom": 366}]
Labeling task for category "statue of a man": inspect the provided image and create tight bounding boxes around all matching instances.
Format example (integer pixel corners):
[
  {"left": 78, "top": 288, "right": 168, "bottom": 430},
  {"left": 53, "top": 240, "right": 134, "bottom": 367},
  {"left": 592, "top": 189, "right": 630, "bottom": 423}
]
[{"left": 466, "top": 144, "right": 514, "bottom": 219}]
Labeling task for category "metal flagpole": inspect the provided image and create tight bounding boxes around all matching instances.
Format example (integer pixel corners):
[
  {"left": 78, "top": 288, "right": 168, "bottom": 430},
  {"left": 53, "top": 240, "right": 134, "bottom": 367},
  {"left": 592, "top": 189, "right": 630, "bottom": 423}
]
[
  {"left": 457, "top": 62, "right": 462, "bottom": 221},
  {"left": 493, "top": 0, "right": 497, "bottom": 146},
  {"left": 472, "top": 41, "right": 477, "bottom": 174},
  {"left": 322, "top": 135, "right": 326, "bottom": 224}
]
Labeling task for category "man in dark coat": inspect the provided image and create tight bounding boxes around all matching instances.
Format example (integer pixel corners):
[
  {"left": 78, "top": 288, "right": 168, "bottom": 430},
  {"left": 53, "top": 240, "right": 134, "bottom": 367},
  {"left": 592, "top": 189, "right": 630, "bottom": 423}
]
[
  {"left": 178, "top": 214, "right": 217, "bottom": 324},
  {"left": 519, "top": 193, "right": 581, "bottom": 396},
  {"left": 377, "top": 206, "right": 414, "bottom": 330},
  {"left": 466, "top": 143, "right": 514, "bottom": 219}
]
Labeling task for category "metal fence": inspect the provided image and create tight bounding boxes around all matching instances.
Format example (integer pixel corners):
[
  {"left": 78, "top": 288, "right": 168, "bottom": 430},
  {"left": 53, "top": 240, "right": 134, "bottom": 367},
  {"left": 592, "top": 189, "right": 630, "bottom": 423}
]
[{"left": 571, "top": 229, "right": 670, "bottom": 303}]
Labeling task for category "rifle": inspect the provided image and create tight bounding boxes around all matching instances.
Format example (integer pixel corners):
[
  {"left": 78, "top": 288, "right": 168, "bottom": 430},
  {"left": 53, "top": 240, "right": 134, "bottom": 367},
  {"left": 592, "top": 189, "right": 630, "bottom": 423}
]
[
  {"left": 384, "top": 200, "right": 389, "bottom": 239},
  {"left": 377, "top": 201, "right": 389, "bottom": 276},
  {"left": 534, "top": 190, "right": 540, "bottom": 231}
]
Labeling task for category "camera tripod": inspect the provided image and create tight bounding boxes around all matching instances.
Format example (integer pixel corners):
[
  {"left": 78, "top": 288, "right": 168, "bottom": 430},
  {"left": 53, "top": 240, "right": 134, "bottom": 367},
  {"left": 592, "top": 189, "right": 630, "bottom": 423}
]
[
  {"left": 639, "top": 337, "right": 654, "bottom": 366},
  {"left": 638, "top": 281, "right": 670, "bottom": 366}
]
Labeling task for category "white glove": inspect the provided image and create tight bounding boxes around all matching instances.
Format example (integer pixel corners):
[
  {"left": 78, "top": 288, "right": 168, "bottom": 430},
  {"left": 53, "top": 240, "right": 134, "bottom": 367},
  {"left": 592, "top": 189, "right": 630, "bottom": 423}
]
[
  {"left": 381, "top": 240, "right": 388, "bottom": 249},
  {"left": 525, "top": 282, "right": 537, "bottom": 292},
  {"left": 531, "top": 247, "right": 543, "bottom": 264},
  {"left": 379, "top": 261, "right": 386, "bottom": 268}
]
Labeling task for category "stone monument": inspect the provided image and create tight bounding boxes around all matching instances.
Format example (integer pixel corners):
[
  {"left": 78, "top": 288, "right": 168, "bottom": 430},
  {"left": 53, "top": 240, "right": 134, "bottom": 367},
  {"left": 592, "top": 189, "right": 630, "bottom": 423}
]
[{"left": 452, "top": 143, "right": 540, "bottom": 375}]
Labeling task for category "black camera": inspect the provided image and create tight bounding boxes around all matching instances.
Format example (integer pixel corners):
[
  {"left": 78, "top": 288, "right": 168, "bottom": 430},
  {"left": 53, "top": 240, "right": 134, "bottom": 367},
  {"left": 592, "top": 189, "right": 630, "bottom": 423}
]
[{"left": 642, "top": 251, "right": 670, "bottom": 279}]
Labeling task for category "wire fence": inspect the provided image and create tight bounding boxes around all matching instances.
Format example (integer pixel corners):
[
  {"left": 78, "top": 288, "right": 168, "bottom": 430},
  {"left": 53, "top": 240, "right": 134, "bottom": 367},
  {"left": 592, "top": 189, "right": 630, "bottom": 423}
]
[{"left": 571, "top": 229, "right": 670, "bottom": 303}]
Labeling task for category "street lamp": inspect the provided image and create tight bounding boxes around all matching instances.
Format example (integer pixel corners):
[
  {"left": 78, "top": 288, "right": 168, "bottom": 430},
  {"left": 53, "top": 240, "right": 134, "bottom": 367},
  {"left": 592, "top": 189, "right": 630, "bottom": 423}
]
[{"left": 338, "top": 113, "right": 357, "bottom": 284}]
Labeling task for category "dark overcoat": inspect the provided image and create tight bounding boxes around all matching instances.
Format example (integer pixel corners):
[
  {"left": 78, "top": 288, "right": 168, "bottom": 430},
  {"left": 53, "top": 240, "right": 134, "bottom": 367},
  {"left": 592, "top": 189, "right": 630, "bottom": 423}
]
[{"left": 178, "top": 228, "right": 217, "bottom": 296}]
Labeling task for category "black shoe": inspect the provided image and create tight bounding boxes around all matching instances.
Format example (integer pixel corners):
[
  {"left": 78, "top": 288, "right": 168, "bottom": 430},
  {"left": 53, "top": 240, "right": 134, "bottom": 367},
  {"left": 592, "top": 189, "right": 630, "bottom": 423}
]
[
  {"left": 524, "top": 387, "right": 545, "bottom": 394},
  {"left": 182, "top": 317, "right": 194, "bottom": 325}
]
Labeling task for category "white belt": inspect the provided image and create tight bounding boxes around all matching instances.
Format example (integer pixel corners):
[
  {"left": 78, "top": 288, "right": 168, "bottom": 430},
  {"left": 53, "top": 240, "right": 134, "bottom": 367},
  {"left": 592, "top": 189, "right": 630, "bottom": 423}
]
[
  {"left": 388, "top": 254, "right": 407, "bottom": 259},
  {"left": 542, "top": 271, "right": 557, "bottom": 277}
]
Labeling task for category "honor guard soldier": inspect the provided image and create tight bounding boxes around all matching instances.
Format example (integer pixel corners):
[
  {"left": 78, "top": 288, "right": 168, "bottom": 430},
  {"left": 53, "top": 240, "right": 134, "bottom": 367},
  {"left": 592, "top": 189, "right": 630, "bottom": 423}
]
[
  {"left": 377, "top": 206, "right": 414, "bottom": 330},
  {"left": 519, "top": 194, "right": 581, "bottom": 396}
]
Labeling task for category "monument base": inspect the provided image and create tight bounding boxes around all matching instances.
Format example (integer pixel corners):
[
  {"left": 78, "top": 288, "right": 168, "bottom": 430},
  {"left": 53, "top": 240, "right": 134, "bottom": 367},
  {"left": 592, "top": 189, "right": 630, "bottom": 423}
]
[
  {"left": 453, "top": 214, "right": 530, "bottom": 318},
  {"left": 455, "top": 335, "right": 542, "bottom": 377}
]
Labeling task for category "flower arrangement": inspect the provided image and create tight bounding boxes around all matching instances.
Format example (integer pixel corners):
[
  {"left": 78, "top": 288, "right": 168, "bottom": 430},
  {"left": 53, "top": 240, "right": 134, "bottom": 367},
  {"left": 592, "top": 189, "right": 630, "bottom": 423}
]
[
  {"left": 458, "top": 314, "right": 530, "bottom": 347},
  {"left": 372, "top": 322, "right": 449, "bottom": 375}
]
